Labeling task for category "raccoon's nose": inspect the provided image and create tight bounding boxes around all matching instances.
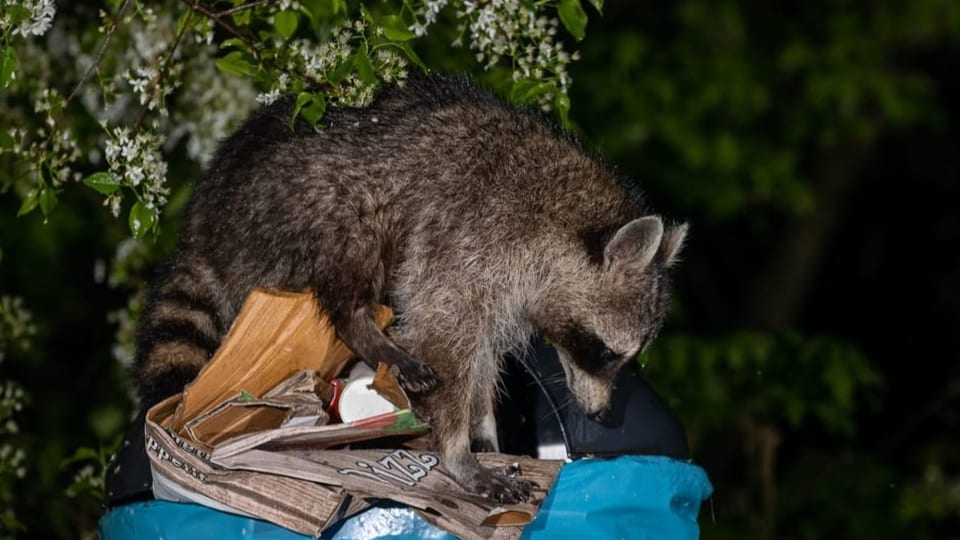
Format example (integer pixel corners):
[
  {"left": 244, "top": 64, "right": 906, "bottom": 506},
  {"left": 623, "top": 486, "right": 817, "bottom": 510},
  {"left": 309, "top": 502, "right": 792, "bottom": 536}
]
[{"left": 588, "top": 406, "right": 611, "bottom": 424}]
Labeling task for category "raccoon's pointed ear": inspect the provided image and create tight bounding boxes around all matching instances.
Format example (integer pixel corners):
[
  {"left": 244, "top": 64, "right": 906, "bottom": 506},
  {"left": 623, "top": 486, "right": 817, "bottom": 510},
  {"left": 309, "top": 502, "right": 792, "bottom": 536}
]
[
  {"left": 604, "top": 216, "right": 664, "bottom": 272},
  {"left": 658, "top": 222, "right": 688, "bottom": 267}
]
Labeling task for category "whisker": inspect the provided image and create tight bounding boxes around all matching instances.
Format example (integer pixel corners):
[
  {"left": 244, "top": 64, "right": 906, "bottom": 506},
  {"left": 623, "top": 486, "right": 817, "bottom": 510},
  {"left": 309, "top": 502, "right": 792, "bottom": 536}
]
[
  {"left": 539, "top": 373, "right": 567, "bottom": 385},
  {"left": 538, "top": 394, "right": 573, "bottom": 423}
]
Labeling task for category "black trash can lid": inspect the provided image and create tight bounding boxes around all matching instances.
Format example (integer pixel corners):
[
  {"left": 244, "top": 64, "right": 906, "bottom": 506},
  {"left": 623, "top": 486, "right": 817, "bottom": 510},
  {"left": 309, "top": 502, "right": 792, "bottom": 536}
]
[{"left": 497, "top": 339, "right": 690, "bottom": 461}]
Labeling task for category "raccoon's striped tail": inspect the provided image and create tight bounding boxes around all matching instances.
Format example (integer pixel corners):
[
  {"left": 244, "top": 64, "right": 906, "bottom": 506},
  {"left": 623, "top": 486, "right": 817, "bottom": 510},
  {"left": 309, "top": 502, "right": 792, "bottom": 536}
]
[{"left": 134, "top": 263, "right": 226, "bottom": 406}]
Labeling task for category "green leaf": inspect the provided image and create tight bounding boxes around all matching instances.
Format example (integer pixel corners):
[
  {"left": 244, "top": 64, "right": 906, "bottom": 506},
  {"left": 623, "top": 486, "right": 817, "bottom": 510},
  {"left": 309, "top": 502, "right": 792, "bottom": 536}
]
[
  {"left": 0, "top": 511, "right": 24, "bottom": 533},
  {"left": 558, "top": 0, "right": 588, "bottom": 41},
  {"left": 509, "top": 79, "right": 537, "bottom": 104},
  {"left": 301, "top": 0, "right": 345, "bottom": 20},
  {"left": 359, "top": 4, "right": 375, "bottom": 25},
  {"left": 175, "top": 10, "right": 192, "bottom": 36},
  {"left": 510, "top": 79, "right": 556, "bottom": 105},
  {"left": 395, "top": 42, "right": 427, "bottom": 71},
  {"left": 219, "top": 38, "right": 248, "bottom": 51},
  {"left": 5, "top": 6, "right": 31, "bottom": 24},
  {"left": 274, "top": 10, "right": 299, "bottom": 40},
  {"left": 555, "top": 93, "right": 572, "bottom": 128},
  {"left": 587, "top": 0, "right": 604, "bottom": 14},
  {"left": 0, "top": 46, "right": 17, "bottom": 89},
  {"left": 354, "top": 44, "right": 377, "bottom": 84},
  {"left": 328, "top": 57, "right": 354, "bottom": 84},
  {"left": 17, "top": 188, "right": 38, "bottom": 217},
  {"left": 0, "top": 129, "right": 14, "bottom": 149},
  {"left": 82, "top": 171, "right": 122, "bottom": 195},
  {"left": 380, "top": 15, "right": 415, "bottom": 41},
  {"left": 292, "top": 92, "right": 326, "bottom": 127},
  {"left": 62, "top": 447, "right": 101, "bottom": 467},
  {"left": 238, "top": 390, "right": 257, "bottom": 402},
  {"left": 232, "top": 7, "right": 251, "bottom": 26},
  {"left": 215, "top": 51, "right": 256, "bottom": 78},
  {"left": 301, "top": 96, "right": 326, "bottom": 125},
  {"left": 292, "top": 92, "right": 312, "bottom": 125},
  {"left": 39, "top": 187, "right": 58, "bottom": 217},
  {"left": 129, "top": 201, "right": 158, "bottom": 239}
]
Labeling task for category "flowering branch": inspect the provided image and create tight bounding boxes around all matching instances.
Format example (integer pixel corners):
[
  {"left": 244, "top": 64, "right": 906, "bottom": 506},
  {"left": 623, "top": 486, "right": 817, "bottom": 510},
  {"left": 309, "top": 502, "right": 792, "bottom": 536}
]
[
  {"left": 1, "top": 0, "right": 601, "bottom": 238},
  {"left": 184, "top": 0, "right": 257, "bottom": 47},
  {"left": 64, "top": 0, "right": 133, "bottom": 105}
]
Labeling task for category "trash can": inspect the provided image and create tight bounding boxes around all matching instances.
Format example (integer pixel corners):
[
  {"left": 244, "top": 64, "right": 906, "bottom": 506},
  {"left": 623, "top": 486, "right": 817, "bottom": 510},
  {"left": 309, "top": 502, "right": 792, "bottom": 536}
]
[{"left": 100, "top": 339, "right": 713, "bottom": 539}]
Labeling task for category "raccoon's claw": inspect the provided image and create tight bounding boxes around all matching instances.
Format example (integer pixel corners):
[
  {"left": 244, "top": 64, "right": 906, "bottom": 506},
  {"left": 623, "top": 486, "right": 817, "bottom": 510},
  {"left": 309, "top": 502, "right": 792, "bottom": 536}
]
[
  {"left": 389, "top": 361, "right": 438, "bottom": 393},
  {"left": 470, "top": 468, "right": 537, "bottom": 505}
]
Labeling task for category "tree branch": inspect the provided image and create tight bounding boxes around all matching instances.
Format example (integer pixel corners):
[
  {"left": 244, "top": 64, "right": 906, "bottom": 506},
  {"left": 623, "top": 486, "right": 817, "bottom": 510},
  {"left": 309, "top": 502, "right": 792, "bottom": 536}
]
[
  {"left": 185, "top": 0, "right": 258, "bottom": 46},
  {"left": 218, "top": 0, "right": 274, "bottom": 17},
  {"left": 133, "top": 8, "right": 195, "bottom": 132},
  {"left": 64, "top": 0, "right": 132, "bottom": 106}
]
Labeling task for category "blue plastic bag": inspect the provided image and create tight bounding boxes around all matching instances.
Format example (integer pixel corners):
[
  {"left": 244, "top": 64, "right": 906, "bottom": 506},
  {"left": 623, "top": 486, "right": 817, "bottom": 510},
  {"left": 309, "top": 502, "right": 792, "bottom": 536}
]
[{"left": 100, "top": 456, "right": 712, "bottom": 540}]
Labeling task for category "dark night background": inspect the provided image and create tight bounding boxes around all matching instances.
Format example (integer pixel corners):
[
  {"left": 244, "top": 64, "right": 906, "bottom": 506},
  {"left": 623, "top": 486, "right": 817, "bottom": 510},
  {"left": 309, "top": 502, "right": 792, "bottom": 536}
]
[{"left": 1, "top": 1, "right": 958, "bottom": 538}]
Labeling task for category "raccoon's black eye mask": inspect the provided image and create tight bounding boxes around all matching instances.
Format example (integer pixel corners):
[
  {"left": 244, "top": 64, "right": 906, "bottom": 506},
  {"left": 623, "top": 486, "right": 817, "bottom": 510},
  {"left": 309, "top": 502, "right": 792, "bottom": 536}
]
[{"left": 556, "top": 324, "right": 624, "bottom": 375}]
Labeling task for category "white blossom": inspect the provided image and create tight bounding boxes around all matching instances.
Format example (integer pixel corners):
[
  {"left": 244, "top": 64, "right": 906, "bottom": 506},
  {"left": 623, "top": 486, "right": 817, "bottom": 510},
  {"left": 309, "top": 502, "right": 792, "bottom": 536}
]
[
  {"left": 103, "top": 126, "right": 169, "bottom": 208},
  {"left": 257, "top": 88, "right": 282, "bottom": 105},
  {"left": 169, "top": 45, "right": 258, "bottom": 164},
  {"left": 5, "top": 0, "right": 56, "bottom": 37}
]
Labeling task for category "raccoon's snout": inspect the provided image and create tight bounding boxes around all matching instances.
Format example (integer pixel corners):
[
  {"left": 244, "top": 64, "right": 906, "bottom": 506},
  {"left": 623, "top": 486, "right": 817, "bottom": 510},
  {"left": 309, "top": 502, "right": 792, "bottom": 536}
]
[
  {"left": 588, "top": 406, "right": 611, "bottom": 424},
  {"left": 555, "top": 346, "right": 615, "bottom": 419}
]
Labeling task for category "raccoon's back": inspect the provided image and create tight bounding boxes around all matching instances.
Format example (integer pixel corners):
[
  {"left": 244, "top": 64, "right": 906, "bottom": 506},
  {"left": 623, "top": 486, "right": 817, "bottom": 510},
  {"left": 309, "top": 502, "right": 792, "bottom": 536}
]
[{"left": 185, "top": 76, "right": 624, "bottom": 254}]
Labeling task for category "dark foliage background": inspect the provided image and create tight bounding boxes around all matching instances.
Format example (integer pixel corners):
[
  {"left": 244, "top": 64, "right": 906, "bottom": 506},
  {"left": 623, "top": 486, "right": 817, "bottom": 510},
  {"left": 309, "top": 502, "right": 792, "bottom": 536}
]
[{"left": 1, "top": 1, "right": 958, "bottom": 538}]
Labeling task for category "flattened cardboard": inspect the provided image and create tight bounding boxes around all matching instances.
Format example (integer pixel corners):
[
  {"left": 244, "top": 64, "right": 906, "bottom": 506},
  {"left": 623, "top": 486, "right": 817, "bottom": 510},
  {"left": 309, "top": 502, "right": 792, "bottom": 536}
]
[
  {"left": 184, "top": 370, "right": 330, "bottom": 445},
  {"left": 210, "top": 448, "right": 562, "bottom": 540},
  {"left": 146, "top": 395, "right": 346, "bottom": 536}
]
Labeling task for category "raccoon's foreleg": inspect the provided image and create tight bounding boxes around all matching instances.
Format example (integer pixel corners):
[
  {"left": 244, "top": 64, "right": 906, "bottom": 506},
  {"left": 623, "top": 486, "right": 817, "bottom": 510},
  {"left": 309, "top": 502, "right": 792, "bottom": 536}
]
[
  {"left": 335, "top": 305, "right": 438, "bottom": 392},
  {"left": 311, "top": 209, "right": 439, "bottom": 392},
  {"left": 415, "top": 357, "right": 533, "bottom": 503},
  {"left": 395, "top": 312, "right": 532, "bottom": 502}
]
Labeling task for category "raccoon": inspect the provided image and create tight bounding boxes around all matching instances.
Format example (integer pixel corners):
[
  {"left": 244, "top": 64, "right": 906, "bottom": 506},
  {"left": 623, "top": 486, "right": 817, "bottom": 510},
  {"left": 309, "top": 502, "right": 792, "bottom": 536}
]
[{"left": 135, "top": 73, "right": 686, "bottom": 503}]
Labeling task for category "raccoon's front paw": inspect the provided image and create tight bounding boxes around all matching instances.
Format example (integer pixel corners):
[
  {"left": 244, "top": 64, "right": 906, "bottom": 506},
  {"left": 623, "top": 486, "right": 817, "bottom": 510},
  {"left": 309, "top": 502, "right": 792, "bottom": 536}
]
[
  {"left": 388, "top": 361, "right": 438, "bottom": 393},
  {"left": 468, "top": 467, "right": 537, "bottom": 505}
]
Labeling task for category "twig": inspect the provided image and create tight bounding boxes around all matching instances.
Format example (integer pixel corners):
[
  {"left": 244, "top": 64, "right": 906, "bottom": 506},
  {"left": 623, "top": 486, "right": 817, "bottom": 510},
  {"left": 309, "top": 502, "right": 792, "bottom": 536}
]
[
  {"left": 218, "top": 0, "right": 274, "bottom": 17},
  {"left": 64, "top": 0, "right": 132, "bottom": 107},
  {"left": 185, "top": 0, "right": 257, "bottom": 46},
  {"left": 133, "top": 8, "right": 195, "bottom": 131}
]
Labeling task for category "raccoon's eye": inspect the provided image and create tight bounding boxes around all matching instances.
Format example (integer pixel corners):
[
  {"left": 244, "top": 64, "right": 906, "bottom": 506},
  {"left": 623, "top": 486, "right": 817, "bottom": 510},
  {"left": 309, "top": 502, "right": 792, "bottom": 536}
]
[{"left": 599, "top": 347, "right": 620, "bottom": 365}]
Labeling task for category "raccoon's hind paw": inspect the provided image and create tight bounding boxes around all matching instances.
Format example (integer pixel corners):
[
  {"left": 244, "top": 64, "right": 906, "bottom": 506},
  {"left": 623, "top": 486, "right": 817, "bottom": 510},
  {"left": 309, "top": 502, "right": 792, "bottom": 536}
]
[
  {"left": 469, "top": 467, "right": 537, "bottom": 505},
  {"left": 387, "top": 361, "right": 438, "bottom": 393}
]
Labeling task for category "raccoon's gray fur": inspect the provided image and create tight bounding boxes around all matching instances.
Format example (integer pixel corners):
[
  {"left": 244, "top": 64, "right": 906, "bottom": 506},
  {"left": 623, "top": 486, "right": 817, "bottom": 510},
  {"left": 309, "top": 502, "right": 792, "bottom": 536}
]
[{"left": 135, "top": 73, "right": 687, "bottom": 503}]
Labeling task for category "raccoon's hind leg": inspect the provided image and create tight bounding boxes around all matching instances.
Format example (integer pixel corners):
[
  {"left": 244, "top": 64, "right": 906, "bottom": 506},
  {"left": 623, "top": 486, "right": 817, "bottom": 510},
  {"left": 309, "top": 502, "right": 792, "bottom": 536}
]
[
  {"left": 333, "top": 304, "right": 438, "bottom": 393},
  {"left": 470, "top": 398, "right": 500, "bottom": 453}
]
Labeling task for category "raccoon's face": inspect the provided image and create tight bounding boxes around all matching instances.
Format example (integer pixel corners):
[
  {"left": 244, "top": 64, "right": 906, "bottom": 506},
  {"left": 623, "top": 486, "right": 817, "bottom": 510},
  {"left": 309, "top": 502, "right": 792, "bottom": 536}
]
[{"left": 540, "top": 216, "right": 687, "bottom": 422}]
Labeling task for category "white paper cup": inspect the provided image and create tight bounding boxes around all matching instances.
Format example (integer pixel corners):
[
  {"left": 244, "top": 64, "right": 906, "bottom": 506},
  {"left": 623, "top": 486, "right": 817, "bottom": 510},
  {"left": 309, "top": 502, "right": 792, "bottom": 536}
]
[{"left": 337, "top": 375, "right": 398, "bottom": 423}]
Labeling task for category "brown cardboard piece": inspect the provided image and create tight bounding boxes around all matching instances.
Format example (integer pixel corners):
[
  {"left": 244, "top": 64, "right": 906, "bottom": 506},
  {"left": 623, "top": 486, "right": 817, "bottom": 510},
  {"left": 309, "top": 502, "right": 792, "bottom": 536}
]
[{"left": 167, "top": 288, "right": 391, "bottom": 442}]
